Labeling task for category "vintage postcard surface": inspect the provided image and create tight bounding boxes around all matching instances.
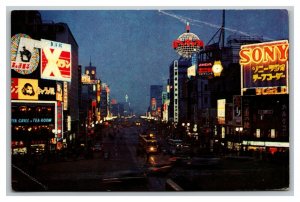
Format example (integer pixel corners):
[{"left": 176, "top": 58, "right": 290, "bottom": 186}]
[{"left": 9, "top": 9, "right": 290, "bottom": 193}]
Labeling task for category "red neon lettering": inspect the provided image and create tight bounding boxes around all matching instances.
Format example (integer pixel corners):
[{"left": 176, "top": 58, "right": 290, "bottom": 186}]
[
  {"left": 239, "top": 41, "right": 289, "bottom": 66},
  {"left": 276, "top": 44, "right": 289, "bottom": 61},
  {"left": 252, "top": 47, "right": 263, "bottom": 64},
  {"left": 172, "top": 39, "right": 204, "bottom": 49},
  {"left": 239, "top": 49, "right": 251, "bottom": 64}
]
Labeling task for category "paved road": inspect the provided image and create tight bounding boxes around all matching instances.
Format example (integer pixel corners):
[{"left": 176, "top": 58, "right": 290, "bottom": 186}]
[
  {"left": 12, "top": 125, "right": 171, "bottom": 191},
  {"left": 11, "top": 125, "right": 289, "bottom": 192}
]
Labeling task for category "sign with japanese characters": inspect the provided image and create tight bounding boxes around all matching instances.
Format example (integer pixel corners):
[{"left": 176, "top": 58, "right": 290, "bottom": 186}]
[
  {"left": 240, "top": 40, "right": 289, "bottom": 95},
  {"left": 11, "top": 34, "right": 40, "bottom": 75},
  {"left": 198, "top": 62, "right": 213, "bottom": 77},
  {"left": 41, "top": 39, "right": 72, "bottom": 82},
  {"left": 11, "top": 78, "right": 57, "bottom": 100}
]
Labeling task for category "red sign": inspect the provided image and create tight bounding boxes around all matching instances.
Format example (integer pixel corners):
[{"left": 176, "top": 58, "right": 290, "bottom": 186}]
[
  {"left": 172, "top": 39, "right": 204, "bottom": 49},
  {"left": 198, "top": 62, "right": 213, "bottom": 77},
  {"left": 41, "top": 39, "right": 72, "bottom": 82}
]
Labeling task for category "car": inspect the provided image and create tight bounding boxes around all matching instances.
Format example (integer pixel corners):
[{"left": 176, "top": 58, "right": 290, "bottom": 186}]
[
  {"left": 92, "top": 143, "right": 103, "bottom": 152},
  {"left": 146, "top": 163, "right": 173, "bottom": 176}
]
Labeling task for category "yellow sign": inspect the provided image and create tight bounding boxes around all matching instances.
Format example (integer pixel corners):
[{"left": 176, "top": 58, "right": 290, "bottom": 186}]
[{"left": 18, "top": 78, "right": 38, "bottom": 100}]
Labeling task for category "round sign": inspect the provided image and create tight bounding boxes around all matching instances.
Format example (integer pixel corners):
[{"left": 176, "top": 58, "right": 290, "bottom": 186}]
[
  {"left": 11, "top": 33, "right": 39, "bottom": 75},
  {"left": 173, "top": 32, "right": 203, "bottom": 58}
]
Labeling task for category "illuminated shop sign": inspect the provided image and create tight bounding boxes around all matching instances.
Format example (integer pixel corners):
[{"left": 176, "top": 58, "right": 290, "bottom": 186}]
[
  {"left": 11, "top": 101, "right": 55, "bottom": 126},
  {"left": 41, "top": 39, "right": 72, "bottom": 82},
  {"left": 233, "top": 95, "right": 242, "bottom": 125},
  {"left": 11, "top": 78, "right": 57, "bottom": 100},
  {"left": 56, "top": 101, "right": 63, "bottom": 141},
  {"left": 56, "top": 82, "right": 63, "bottom": 101},
  {"left": 11, "top": 34, "right": 40, "bottom": 75},
  {"left": 198, "top": 62, "right": 213, "bottom": 77},
  {"left": 240, "top": 40, "right": 289, "bottom": 95},
  {"left": 217, "top": 99, "right": 226, "bottom": 124},
  {"left": 81, "top": 74, "right": 91, "bottom": 83},
  {"left": 242, "top": 141, "right": 289, "bottom": 148},
  {"left": 12, "top": 118, "right": 53, "bottom": 124},
  {"left": 81, "top": 74, "right": 98, "bottom": 85},
  {"left": 173, "top": 39, "right": 204, "bottom": 49},
  {"left": 187, "top": 65, "right": 196, "bottom": 78},
  {"left": 63, "top": 81, "right": 68, "bottom": 110}
]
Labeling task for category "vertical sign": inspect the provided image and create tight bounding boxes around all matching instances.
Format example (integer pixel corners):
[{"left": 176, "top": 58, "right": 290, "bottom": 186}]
[
  {"left": 174, "top": 60, "right": 179, "bottom": 123},
  {"left": 281, "top": 104, "right": 288, "bottom": 136},
  {"left": 63, "top": 81, "right": 68, "bottom": 110},
  {"left": 57, "top": 101, "right": 63, "bottom": 141},
  {"left": 242, "top": 97, "right": 250, "bottom": 129},
  {"left": 233, "top": 95, "right": 242, "bottom": 125},
  {"left": 217, "top": 99, "right": 226, "bottom": 124},
  {"left": 56, "top": 82, "right": 63, "bottom": 101}
]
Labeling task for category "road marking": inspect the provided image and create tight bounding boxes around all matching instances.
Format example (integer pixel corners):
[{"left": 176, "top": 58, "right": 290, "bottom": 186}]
[{"left": 12, "top": 164, "right": 48, "bottom": 190}]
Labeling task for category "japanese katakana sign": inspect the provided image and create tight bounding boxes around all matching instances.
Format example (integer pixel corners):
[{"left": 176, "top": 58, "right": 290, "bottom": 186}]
[
  {"left": 240, "top": 40, "right": 289, "bottom": 95},
  {"left": 11, "top": 78, "right": 57, "bottom": 100}
]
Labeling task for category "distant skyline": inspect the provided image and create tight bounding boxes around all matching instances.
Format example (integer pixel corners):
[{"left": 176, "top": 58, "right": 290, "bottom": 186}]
[{"left": 39, "top": 9, "right": 289, "bottom": 114}]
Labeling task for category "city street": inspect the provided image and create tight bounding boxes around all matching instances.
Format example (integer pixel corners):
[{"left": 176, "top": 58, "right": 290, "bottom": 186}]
[
  {"left": 9, "top": 9, "right": 290, "bottom": 193},
  {"left": 11, "top": 121, "right": 289, "bottom": 192}
]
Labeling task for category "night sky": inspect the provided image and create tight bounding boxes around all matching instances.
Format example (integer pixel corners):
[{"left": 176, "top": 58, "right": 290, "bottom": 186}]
[{"left": 39, "top": 9, "right": 289, "bottom": 115}]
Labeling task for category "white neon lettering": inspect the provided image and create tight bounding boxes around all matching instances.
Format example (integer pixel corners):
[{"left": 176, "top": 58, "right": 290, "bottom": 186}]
[{"left": 42, "top": 48, "right": 62, "bottom": 78}]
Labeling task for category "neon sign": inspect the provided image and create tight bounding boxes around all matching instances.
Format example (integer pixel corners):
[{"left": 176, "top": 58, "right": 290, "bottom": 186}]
[
  {"left": 240, "top": 40, "right": 289, "bottom": 94},
  {"left": 240, "top": 41, "right": 288, "bottom": 65},
  {"left": 172, "top": 23, "right": 204, "bottom": 58},
  {"left": 41, "top": 39, "right": 72, "bottom": 82},
  {"left": 172, "top": 39, "right": 204, "bottom": 49},
  {"left": 10, "top": 34, "right": 40, "bottom": 75}
]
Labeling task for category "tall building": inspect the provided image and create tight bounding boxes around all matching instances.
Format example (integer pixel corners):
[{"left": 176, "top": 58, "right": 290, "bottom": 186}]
[
  {"left": 100, "top": 83, "right": 110, "bottom": 119},
  {"left": 10, "top": 11, "right": 79, "bottom": 152},
  {"left": 168, "top": 58, "right": 191, "bottom": 123},
  {"left": 149, "top": 85, "right": 163, "bottom": 118}
]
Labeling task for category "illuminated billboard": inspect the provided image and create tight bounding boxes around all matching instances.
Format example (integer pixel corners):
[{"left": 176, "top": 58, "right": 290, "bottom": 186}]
[
  {"left": 81, "top": 74, "right": 98, "bottom": 85},
  {"left": 217, "top": 99, "right": 226, "bottom": 124},
  {"left": 233, "top": 95, "right": 242, "bottom": 125},
  {"left": 63, "top": 82, "right": 68, "bottom": 110},
  {"left": 187, "top": 65, "right": 196, "bottom": 78},
  {"left": 198, "top": 62, "right": 213, "bottom": 77},
  {"left": 11, "top": 78, "right": 57, "bottom": 101},
  {"left": 11, "top": 34, "right": 40, "bottom": 75},
  {"left": 41, "top": 39, "right": 72, "bottom": 82},
  {"left": 11, "top": 101, "right": 56, "bottom": 126},
  {"left": 240, "top": 40, "right": 289, "bottom": 95}
]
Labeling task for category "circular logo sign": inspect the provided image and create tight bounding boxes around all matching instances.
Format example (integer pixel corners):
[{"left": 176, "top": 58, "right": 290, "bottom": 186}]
[
  {"left": 11, "top": 33, "right": 39, "bottom": 75},
  {"left": 173, "top": 32, "right": 204, "bottom": 58}
]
